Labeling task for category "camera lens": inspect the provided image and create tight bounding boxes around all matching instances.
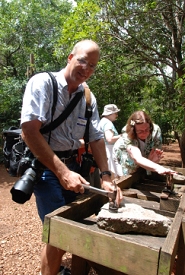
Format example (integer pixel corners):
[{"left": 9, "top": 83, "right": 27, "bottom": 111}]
[{"left": 10, "top": 168, "right": 37, "bottom": 204}]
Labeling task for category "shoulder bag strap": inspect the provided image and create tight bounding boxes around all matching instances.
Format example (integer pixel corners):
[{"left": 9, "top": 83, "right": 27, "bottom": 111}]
[
  {"left": 83, "top": 87, "right": 92, "bottom": 153},
  {"left": 46, "top": 72, "right": 58, "bottom": 119},
  {"left": 39, "top": 72, "right": 58, "bottom": 144}
]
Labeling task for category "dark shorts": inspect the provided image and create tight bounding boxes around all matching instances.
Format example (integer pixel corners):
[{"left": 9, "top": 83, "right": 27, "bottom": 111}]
[{"left": 34, "top": 161, "right": 80, "bottom": 223}]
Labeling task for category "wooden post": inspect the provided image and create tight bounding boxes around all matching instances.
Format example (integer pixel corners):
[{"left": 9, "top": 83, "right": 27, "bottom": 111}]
[
  {"left": 180, "top": 129, "right": 185, "bottom": 167},
  {"left": 175, "top": 216, "right": 185, "bottom": 274},
  {"left": 26, "top": 53, "right": 35, "bottom": 78}
]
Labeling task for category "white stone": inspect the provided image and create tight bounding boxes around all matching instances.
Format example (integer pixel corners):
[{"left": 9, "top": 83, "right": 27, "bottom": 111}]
[{"left": 97, "top": 202, "right": 172, "bottom": 236}]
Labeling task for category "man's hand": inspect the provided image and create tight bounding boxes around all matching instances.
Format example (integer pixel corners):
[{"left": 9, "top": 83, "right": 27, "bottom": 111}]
[
  {"left": 58, "top": 168, "right": 88, "bottom": 193},
  {"left": 101, "top": 177, "right": 123, "bottom": 207}
]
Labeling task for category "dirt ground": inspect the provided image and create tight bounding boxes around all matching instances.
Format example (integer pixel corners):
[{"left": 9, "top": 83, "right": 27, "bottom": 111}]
[{"left": 0, "top": 141, "right": 182, "bottom": 275}]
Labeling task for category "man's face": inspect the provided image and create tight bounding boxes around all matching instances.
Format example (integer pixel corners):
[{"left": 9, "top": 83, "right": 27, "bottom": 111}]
[{"left": 67, "top": 47, "right": 99, "bottom": 84}]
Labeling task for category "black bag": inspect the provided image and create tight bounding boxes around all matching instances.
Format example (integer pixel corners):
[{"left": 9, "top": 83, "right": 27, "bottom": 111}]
[
  {"left": 79, "top": 87, "right": 95, "bottom": 177},
  {"left": 2, "top": 127, "right": 22, "bottom": 176},
  {"left": 80, "top": 152, "right": 98, "bottom": 178}
]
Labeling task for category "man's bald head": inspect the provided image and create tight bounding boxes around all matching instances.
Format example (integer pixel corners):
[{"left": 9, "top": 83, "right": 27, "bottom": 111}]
[{"left": 71, "top": 40, "right": 100, "bottom": 59}]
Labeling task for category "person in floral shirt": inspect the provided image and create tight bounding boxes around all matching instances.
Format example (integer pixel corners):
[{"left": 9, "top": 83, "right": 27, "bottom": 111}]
[{"left": 113, "top": 110, "right": 174, "bottom": 176}]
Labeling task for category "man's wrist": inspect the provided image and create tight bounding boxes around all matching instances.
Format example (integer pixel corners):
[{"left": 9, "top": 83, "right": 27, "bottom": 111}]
[{"left": 100, "top": 171, "right": 111, "bottom": 178}]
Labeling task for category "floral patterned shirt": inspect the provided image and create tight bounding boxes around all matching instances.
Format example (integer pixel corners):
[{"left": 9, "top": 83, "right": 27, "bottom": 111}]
[{"left": 113, "top": 123, "right": 162, "bottom": 175}]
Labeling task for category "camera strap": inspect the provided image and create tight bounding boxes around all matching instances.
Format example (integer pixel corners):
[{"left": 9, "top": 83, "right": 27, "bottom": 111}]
[
  {"left": 40, "top": 73, "right": 83, "bottom": 137},
  {"left": 40, "top": 91, "right": 83, "bottom": 134},
  {"left": 40, "top": 72, "right": 91, "bottom": 149}
]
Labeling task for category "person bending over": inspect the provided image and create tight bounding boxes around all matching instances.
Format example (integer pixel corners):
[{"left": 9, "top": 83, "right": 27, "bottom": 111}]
[{"left": 113, "top": 110, "right": 174, "bottom": 176}]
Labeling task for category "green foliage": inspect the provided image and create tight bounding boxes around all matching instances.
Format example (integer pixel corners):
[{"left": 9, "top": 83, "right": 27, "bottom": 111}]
[
  {"left": 0, "top": 0, "right": 185, "bottom": 144},
  {"left": 95, "top": 0, "right": 185, "bottom": 138},
  {"left": 55, "top": 0, "right": 102, "bottom": 60},
  {"left": 0, "top": 0, "right": 73, "bottom": 135},
  {"left": 0, "top": 77, "right": 26, "bottom": 130},
  {"left": 0, "top": 0, "right": 73, "bottom": 79}
]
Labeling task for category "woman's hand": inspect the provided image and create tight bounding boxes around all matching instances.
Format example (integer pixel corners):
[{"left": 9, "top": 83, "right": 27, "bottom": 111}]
[
  {"left": 155, "top": 166, "right": 176, "bottom": 175},
  {"left": 148, "top": 148, "right": 163, "bottom": 163}
]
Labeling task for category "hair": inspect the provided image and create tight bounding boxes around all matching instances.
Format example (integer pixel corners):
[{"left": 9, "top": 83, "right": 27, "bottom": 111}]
[
  {"left": 71, "top": 40, "right": 100, "bottom": 57},
  {"left": 126, "top": 110, "right": 154, "bottom": 139}
]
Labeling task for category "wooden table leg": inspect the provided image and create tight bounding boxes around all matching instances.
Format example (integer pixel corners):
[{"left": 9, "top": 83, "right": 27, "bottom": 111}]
[
  {"left": 88, "top": 261, "right": 127, "bottom": 275},
  {"left": 175, "top": 217, "right": 185, "bottom": 275},
  {"left": 71, "top": 254, "right": 127, "bottom": 275},
  {"left": 71, "top": 254, "right": 90, "bottom": 275}
]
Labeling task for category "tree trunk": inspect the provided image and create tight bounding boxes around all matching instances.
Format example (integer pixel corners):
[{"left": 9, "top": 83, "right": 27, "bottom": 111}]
[
  {"left": 180, "top": 129, "right": 185, "bottom": 167},
  {"left": 174, "top": 131, "right": 181, "bottom": 147}
]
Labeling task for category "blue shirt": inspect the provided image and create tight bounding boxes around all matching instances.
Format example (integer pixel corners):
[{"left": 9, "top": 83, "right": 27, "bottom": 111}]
[{"left": 21, "top": 70, "right": 103, "bottom": 151}]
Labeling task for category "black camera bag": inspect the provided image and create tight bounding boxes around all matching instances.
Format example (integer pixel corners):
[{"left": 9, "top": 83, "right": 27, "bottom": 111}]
[{"left": 2, "top": 127, "right": 20, "bottom": 169}]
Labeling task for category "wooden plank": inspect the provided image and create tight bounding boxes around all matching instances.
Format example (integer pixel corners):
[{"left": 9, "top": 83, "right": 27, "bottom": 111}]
[
  {"left": 175, "top": 216, "right": 185, "bottom": 275},
  {"left": 124, "top": 188, "right": 161, "bottom": 202},
  {"left": 44, "top": 193, "right": 108, "bottom": 221},
  {"left": 132, "top": 181, "right": 165, "bottom": 193},
  {"left": 182, "top": 216, "right": 185, "bottom": 247},
  {"left": 160, "top": 195, "right": 180, "bottom": 213},
  {"left": 116, "top": 170, "right": 143, "bottom": 190},
  {"left": 158, "top": 193, "right": 185, "bottom": 275},
  {"left": 48, "top": 216, "right": 160, "bottom": 275},
  {"left": 42, "top": 193, "right": 107, "bottom": 243},
  {"left": 42, "top": 212, "right": 51, "bottom": 243}
]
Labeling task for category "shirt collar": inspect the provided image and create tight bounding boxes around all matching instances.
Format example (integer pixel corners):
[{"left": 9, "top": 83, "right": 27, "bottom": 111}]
[{"left": 59, "top": 69, "right": 84, "bottom": 93}]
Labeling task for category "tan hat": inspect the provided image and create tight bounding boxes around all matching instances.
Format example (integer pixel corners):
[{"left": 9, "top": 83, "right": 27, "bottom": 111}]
[{"left": 102, "top": 104, "right": 120, "bottom": 116}]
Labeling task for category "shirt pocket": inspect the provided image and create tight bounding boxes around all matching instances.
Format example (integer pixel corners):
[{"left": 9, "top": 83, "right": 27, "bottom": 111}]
[{"left": 72, "top": 116, "right": 87, "bottom": 139}]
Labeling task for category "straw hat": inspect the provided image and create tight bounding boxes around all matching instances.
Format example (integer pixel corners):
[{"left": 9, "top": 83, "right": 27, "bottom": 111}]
[{"left": 102, "top": 104, "right": 120, "bottom": 116}]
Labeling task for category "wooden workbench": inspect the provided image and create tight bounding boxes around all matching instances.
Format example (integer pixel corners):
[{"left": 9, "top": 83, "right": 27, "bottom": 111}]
[{"left": 42, "top": 170, "right": 185, "bottom": 275}]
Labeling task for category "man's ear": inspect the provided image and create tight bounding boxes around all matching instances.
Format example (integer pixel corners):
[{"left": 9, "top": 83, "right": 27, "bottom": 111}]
[{"left": 67, "top": 53, "right": 74, "bottom": 63}]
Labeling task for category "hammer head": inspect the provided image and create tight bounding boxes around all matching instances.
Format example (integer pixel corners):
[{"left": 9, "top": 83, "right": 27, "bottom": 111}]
[
  {"left": 108, "top": 181, "right": 118, "bottom": 213},
  {"left": 166, "top": 174, "right": 174, "bottom": 191}
]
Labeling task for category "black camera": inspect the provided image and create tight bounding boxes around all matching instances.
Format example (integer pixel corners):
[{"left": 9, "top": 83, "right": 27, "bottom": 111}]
[
  {"left": 80, "top": 152, "right": 97, "bottom": 178},
  {"left": 10, "top": 158, "right": 44, "bottom": 204}
]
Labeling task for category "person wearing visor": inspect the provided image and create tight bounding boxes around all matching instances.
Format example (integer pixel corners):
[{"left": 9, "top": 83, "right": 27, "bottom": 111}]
[
  {"left": 113, "top": 110, "right": 174, "bottom": 176},
  {"left": 99, "top": 104, "right": 122, "bottom": 178}
]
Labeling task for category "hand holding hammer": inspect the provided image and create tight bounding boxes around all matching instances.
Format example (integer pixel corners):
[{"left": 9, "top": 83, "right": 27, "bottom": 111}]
[{"left": 82, "top": 180, "right": 123, "bottom": 212}]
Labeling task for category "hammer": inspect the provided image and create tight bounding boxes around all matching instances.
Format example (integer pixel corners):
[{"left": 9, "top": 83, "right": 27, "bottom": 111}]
[
  {"left": 163, "top": 174, "right": 174, "bottom": 194},
  {"left": 82, "top": 182, "right": 118, "bottom": 212}
]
